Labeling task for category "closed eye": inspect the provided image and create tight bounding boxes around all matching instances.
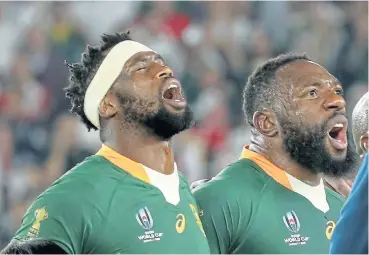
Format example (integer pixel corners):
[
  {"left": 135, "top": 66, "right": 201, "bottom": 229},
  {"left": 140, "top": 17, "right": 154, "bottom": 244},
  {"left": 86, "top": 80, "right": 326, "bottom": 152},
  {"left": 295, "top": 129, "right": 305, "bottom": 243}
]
[{"left": 136, "top": 66, "right": 147, "bottom": 72}]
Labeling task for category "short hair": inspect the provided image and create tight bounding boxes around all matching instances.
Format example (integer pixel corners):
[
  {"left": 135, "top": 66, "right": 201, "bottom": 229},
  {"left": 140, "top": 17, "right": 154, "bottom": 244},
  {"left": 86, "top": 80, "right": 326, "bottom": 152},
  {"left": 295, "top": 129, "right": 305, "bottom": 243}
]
[
  {"left": 1, "top": 239, "right": 66, "bottom": 254},
  {"left": 64, "top": 31, "right": 132, "bottom": 131},
  {"left": 243, "top": 53, "right": 311, "bottom": 127},
  {"left": 352, "top": 91, "right": 369, "bottom": 144}
]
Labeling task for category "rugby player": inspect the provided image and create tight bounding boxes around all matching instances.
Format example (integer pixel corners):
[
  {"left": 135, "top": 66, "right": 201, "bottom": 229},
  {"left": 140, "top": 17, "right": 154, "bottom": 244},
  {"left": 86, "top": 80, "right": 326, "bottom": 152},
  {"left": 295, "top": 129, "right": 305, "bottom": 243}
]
[
  {"left": 192, "top": 53, "right": 359, "bottom": 253},
  {"left": 330, "top": 91, "right": 368, "bottom": 254},
  {"left": 323, "top": 176, "right": 353, "bottom": 198},
  {"left": 1, "top": 31, "right": 209, "bottom": 254}
]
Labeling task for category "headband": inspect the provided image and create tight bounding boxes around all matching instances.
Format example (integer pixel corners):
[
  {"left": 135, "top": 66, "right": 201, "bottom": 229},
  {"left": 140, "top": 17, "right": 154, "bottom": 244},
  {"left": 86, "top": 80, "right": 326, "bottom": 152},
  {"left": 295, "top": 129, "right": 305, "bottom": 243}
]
[{"left": 84, "top": 40, "right": 155, "bottom": 129}]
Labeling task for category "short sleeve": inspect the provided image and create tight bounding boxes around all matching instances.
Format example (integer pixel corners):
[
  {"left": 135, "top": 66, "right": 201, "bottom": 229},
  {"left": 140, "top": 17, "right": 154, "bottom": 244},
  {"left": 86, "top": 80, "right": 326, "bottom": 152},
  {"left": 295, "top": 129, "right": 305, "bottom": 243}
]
[
  {"left": 193, "top": 181, "right": 251, "bottom": 254},
  {"left": 13, "top": 192, "right": 93, "bottom": 254}
]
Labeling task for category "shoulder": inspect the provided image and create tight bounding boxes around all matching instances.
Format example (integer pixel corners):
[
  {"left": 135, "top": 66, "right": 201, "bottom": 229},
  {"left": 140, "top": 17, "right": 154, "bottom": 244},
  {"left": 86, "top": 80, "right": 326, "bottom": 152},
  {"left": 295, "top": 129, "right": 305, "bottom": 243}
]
[
  {"left": 42, "top": 155, "right": 130, "bottom": 198},
  {"left": 325, "top": 187, "right": 345, "bottom": 207},
  {"left": 192, "top": 158, "right": 268, "bottom": 210},
  {"left": 193, "top": 158, "right": 268, "bottom": 197},
  {"left": 62, "top": 154, "right": 129, "bottom": 179},
  {"left": 26, "top": 155, "right": 132, "bottom": 220}
]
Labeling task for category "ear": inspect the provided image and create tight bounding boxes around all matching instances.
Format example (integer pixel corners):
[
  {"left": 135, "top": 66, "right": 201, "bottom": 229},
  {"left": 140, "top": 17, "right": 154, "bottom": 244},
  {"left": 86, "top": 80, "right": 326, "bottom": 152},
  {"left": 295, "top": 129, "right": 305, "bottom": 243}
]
[
  {"left": 360, "top": 134, "right": 368, "bottom": 153},
  {"left": 252, "top": 110, "right": 278, "bottom": 137},
  {"left": 98, "top": 93, "right": 117, "bottom": 120}
]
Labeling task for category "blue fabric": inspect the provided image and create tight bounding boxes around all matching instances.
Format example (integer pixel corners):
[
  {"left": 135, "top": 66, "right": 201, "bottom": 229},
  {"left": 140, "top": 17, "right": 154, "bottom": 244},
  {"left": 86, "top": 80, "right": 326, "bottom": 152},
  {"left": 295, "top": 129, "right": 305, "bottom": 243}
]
[{"left": 330, "top": 153, "right": 368, "bottom": 254}]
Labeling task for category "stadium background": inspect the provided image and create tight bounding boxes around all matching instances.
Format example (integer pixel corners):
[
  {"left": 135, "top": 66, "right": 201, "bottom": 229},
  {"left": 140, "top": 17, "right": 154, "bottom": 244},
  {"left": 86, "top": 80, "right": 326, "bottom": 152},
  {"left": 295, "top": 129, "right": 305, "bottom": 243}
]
[{"left": 0, "top": 1, "right": 367, "bottom": 248}]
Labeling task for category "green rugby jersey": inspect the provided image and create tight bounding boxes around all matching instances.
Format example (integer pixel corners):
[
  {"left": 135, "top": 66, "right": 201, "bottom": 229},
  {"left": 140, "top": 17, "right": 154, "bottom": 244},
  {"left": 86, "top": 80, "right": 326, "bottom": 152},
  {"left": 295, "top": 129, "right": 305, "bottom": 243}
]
[
  {"left": 13, "top": 145, "right": 210, "bottom": 254},
  {"left": 193, "top": 147, "right": 345, "bottom": 254}
]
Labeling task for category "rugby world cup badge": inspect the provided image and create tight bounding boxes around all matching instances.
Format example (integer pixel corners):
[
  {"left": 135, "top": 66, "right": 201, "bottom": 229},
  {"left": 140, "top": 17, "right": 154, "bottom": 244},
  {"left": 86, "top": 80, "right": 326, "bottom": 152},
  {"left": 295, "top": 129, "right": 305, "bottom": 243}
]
[
  {"left": 282, "top": 211, "right": 310, "bottom": 246},
  {"left": 136, "top": 207, "right": 163, "bottom": 243}
]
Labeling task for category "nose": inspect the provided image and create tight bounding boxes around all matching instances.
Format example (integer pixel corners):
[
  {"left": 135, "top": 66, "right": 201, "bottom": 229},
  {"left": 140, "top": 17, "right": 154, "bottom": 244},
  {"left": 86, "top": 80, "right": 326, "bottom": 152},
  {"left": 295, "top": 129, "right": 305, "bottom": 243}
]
[
  {"left": 323, "top": 92, "right": 346, "bottom": 112},
  {"left": 155, "top": 66, "right": 173, "bottom": 79}
]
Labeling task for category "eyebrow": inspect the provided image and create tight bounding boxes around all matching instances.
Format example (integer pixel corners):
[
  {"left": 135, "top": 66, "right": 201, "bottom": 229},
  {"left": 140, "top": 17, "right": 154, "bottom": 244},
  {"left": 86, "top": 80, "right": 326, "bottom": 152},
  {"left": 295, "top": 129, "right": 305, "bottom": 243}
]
[
  {"left": 333, "top": 79, "right": 343, "bottom": 88},
  {"left": 305, "top": 80, "right": 343, "bottom": 89},
  {"left": 130, "top": 53, "right": 163, "bottom": 66}
]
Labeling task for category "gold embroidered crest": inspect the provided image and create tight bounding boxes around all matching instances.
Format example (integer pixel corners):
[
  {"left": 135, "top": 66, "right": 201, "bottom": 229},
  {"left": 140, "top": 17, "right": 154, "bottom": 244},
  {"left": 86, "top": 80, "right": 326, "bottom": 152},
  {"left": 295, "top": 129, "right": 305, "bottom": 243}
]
[{"left": 27, "top": 207, "right": 48, "bottom": 238}]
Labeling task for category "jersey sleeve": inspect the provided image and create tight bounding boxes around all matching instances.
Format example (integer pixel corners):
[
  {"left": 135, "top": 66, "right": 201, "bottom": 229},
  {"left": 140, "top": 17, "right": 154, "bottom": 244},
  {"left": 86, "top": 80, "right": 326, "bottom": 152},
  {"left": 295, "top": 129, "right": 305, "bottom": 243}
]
[
  {"left": 329, "top": 154, "right": 368, "bottom": 254},
  {"left": 193, "top": 180, "right": 251, "bottom": 254},
  {"left": 13, "top": 191, "right": 95, "bottom": 254}
]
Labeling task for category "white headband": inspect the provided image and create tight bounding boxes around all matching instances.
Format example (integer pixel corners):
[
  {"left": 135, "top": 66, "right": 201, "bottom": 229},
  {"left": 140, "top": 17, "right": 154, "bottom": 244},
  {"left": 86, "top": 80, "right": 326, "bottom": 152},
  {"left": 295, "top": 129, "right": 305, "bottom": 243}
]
[{"left": 84, "top": 40, "right": 156, "bottom": 129}]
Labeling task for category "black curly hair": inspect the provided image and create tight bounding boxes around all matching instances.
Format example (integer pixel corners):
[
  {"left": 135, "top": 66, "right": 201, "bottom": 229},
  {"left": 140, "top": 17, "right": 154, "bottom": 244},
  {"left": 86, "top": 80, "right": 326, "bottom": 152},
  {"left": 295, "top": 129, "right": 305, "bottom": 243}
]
[
  {"left": 64, "top": 31, "right": 132, "bottom": 131},
  {"left": 243, "top": 52, "right": 312, "bottom": 127}
]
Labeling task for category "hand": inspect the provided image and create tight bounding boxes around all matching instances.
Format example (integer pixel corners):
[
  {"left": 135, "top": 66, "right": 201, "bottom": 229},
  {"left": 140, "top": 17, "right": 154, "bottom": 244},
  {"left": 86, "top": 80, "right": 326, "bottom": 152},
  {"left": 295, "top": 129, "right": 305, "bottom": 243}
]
[{"left": 324, "top": 177, "right": 353, "bottom": 198}]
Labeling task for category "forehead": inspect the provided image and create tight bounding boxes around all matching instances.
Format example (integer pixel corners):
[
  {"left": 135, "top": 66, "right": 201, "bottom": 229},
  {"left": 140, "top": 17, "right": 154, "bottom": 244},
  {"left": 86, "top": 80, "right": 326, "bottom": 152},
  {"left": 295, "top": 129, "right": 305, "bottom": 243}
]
[
  {"left": 124, "top": 51, "right": 161, "bottom": 68},
  {"left": 275, "top": 60, "right": 339, "bottom": 90}
]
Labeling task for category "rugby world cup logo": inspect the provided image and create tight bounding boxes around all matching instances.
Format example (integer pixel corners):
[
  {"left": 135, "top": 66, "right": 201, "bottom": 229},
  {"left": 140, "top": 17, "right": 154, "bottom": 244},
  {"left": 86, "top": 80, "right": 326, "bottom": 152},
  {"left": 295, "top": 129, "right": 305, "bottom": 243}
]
[
  {"left": 136, "top": 207, "right": 154, "bottom": 230},
  {"left": 283, "top": 211, "right": 300, "bottom": 233}
]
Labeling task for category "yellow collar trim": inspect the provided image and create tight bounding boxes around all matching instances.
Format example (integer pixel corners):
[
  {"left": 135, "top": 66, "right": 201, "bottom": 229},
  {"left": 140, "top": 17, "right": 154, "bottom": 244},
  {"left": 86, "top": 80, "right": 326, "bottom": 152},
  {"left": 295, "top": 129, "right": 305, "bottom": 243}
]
[
  {"left": 96, "top": 145, "right": 151, "bottom": 184},
  {"left": 240, "top": 146, "right": 292, "bottom": 190}
]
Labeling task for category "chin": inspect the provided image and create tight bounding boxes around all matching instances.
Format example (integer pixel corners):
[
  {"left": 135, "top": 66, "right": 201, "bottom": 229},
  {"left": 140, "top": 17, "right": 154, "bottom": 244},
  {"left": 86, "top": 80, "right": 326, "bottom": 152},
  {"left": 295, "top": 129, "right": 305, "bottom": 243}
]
[
  {"left": 325, "top": 140, "right": 348, "bottom": 161},
  {"left": 164, "top": 104, "right": 186, "bottom": 115},
  {"left": 143, "top": 104, "right": 194, "bottom": 140}
]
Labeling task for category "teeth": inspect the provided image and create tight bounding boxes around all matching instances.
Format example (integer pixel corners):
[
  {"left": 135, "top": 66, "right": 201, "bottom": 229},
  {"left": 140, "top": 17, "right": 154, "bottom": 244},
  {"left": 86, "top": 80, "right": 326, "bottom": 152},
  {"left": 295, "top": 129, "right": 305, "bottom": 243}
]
[
  {"left": 174, "top": 99, "right": 180, "bottom": 102},
  {"left": 168, "top": 84, "right": 178, "bottom": 89},
  {"left": 334, "top": 123, "right": 344, "bottom": 128}
]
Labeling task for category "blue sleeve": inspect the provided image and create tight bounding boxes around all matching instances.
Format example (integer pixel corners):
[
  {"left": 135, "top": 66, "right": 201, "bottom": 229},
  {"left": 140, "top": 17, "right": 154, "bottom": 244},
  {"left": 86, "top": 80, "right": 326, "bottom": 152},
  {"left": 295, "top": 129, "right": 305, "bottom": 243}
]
[{"left": 330, "top": 154, "right": 368, "bottom": 254}]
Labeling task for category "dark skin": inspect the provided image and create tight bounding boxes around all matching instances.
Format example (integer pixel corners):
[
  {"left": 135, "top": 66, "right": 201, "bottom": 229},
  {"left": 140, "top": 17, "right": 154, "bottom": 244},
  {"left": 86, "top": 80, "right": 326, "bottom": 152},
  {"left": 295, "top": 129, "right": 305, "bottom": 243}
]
[
  {"left": 1, "top": 51, "right": 188, "bottom": 254},
  {"left": 326, "top": 94, "right": 369, "bottom": 198},
  {"left": 99, "top": 51, "right": 181, "bottom": 174},
  {"left": 250, "top": 60, "right": 346, "bottom": 186},
  {"left": 325, "top": 95, "right": 368, "bottom": 198}
]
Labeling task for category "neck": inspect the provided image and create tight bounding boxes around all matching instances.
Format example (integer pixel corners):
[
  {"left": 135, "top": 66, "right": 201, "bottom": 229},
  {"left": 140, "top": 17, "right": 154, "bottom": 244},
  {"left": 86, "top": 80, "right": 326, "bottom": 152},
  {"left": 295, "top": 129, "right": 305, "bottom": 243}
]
[
  {"left": 103, "top": 126, "right": 175, "bottom": 175},
  {"left": 249, "top": 137, "right": 322, "bottom": 186}
]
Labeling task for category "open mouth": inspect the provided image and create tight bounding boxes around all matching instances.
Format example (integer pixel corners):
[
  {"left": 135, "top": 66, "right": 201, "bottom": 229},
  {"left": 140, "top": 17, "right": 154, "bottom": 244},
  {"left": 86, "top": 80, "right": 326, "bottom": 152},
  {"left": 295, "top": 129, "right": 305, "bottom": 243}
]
[
  {"left": 327, "top": 122, "right": 348, "bottom": 150},
  {"left": 161, "top": 79, "right": 186, "bottom": 109},
  {"left": 163, "top": 84, "right": 183, "bottom": 101}
]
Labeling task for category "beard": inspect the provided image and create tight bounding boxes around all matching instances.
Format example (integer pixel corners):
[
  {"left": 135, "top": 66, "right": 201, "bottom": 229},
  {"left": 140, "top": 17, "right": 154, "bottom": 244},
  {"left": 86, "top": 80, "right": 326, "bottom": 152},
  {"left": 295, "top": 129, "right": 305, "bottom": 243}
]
[
  {"left": 279, "top": 113, "right": 360, "bottom": 178},
  {"left": 116, "top": 93, "right": 194, "bottom": 140}
]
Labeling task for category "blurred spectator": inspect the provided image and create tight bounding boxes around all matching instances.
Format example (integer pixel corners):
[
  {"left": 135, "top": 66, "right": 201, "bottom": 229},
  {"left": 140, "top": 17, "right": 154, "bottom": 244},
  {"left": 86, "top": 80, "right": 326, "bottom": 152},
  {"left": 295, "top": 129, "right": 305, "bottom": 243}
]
[{"left": 0, "top": 1, "right": 367, "bottom": 248}]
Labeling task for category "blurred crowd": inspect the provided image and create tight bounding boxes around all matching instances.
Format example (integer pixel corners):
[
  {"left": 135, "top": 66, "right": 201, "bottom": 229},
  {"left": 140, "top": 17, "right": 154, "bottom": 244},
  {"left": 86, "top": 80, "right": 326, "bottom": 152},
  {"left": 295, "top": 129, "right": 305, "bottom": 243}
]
[{"left": 0, "top": 1, "right": 367, "bottom": 248}]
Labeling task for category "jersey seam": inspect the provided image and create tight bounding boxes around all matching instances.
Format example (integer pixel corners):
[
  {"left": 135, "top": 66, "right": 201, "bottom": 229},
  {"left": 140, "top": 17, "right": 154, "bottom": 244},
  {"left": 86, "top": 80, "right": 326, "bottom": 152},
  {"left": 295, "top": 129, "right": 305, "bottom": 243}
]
[
  {"left": 232, "top": 163, "right": 269, "bottom": 250},
  {"left": 239, "top": 180, "right": 268, "bottom": 244},
  {"left": 89, "top": 176, "right": 127, "bottom": 253},
  {"left": 83, "top": 156, "right": 131, "bottom": 253}
]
